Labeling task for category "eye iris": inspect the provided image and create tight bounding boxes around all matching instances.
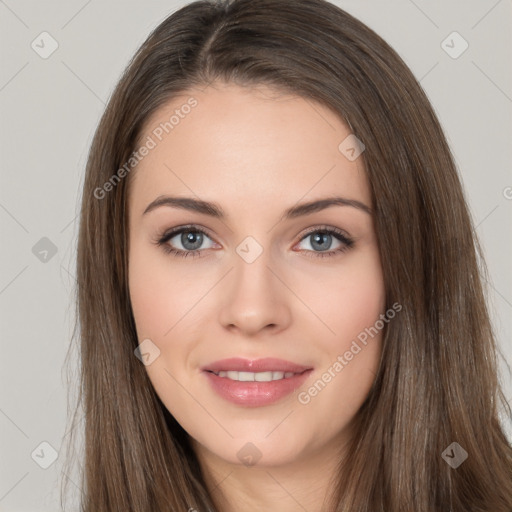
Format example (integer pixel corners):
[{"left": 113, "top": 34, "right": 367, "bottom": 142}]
[
  {"left": 181, "top": 231, "right": 203, "bottom": 250},
  {"left": 311, "top": 232, "right": 332, "bottom": 251}
]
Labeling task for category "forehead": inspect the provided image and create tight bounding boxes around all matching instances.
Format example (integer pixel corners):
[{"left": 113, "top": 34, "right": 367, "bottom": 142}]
[{"left": 128, "top": 82, "right": 370, "bottom": 216}]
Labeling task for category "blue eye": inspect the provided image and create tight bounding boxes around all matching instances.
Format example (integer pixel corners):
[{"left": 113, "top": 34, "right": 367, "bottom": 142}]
[
  {"left": 154, "top": 225, "right": 354, "bottom": 259},
  {"left": 295, "top": 227, "right": 354, "bottom": 258},
  {"left": 156, "top": 226, "right": 216, "bottom": 258}
]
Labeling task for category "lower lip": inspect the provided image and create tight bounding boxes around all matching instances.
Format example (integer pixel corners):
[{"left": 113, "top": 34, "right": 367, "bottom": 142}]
[{"left": 203, "top": 370, "right": 313, "bottom": 407}]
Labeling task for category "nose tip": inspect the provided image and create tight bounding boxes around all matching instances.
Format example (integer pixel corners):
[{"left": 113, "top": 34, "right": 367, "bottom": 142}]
[{"left": 217, "top": 257, "right": 292, "bottom": 336}]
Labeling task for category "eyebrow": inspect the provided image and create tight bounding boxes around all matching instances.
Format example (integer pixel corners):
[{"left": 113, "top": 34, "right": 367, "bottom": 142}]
[{"left": 142, "top": 195, "right": 372, "bottom": 219}]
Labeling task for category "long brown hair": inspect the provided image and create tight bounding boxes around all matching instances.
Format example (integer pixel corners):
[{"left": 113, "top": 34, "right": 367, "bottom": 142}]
[{"left": 63, "top": 0, "right": 512, "bottom": 510}]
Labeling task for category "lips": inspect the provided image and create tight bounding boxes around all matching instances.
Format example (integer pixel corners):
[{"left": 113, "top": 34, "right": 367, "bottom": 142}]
[
  {"left": 201, "top": 357, "right": 312, "bottom": 374},
  {"left": 201, "top": 357, "right": 314, "bottom": 407},
  {"left": 212, "top": 370, "right": 297, "bottom": 381}
]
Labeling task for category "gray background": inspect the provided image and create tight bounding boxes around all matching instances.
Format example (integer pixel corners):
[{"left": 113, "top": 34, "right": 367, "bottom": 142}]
[{"left": 0, "top": 1, "right": 511, "bottom": 510}]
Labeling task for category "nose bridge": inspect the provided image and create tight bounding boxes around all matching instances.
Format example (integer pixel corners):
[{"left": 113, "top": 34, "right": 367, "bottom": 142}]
[
  {"left": 233, "top": 238, "right": 274, "bottom": 295},
  {"left": 218, "top": 236, "right": 291, "bottom": 334}
]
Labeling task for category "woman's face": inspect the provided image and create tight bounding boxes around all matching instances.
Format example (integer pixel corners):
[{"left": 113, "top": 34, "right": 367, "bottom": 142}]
[{"left": 128, "top": 82, "right": 385, "bottom": 469}]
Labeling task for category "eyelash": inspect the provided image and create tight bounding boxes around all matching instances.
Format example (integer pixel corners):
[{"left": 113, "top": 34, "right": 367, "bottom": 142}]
[{"left": 153, "top": 224, "right": 354, "bottom": 259}]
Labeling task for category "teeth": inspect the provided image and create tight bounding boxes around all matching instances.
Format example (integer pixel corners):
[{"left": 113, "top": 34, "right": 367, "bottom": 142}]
[{"left": 214, "top": 370, "right": 298, "bottom": 381}]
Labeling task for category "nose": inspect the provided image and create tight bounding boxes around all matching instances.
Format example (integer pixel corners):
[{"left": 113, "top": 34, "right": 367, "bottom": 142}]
[{"left": 217, "top": 248, "right": 292, "bottom": 337}]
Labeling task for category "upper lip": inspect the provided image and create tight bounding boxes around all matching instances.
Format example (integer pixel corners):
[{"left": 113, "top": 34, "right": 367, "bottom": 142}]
[{"left": 201, "top": 357, "right": 313, "bottom": 374}]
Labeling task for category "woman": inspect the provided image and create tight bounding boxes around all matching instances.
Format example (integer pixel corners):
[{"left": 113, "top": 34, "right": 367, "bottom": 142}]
[{"left": 64, "top": 0, "right": 512, "bottom": 510}]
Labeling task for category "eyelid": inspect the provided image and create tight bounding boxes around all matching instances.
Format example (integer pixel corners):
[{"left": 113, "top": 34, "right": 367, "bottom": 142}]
[
  {"left": 296, "top": 224, "right": 352, "bottom": 242},
  {"left": 157, "top": 223, "right": 216, "bottom": 241}
]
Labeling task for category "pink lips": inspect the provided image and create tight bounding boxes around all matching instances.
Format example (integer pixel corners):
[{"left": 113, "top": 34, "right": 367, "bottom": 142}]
[
  {"left": 202, "top": 357, "right": 312, "bottom": 374},
  {"left": 201, "top": 357, "right": 313, "bottom": 407}
]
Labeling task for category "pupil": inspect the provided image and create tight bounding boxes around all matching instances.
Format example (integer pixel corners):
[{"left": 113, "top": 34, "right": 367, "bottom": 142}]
[
  {"left": 182, "top": 231, "right": 202, "bottom": 250},
  {"left": 312, "top": 232, "right": 331, "bottom": 251}
]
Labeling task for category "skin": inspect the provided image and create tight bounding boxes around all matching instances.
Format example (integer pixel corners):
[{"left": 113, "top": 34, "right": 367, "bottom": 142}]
[{"left": 127, "top": 81, "right": 386, "bottom": 512}]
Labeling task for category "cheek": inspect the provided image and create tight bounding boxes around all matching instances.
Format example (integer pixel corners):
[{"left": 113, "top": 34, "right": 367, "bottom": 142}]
[
  {"left": 315, "top": 254, "right": 385, "bottom": 419},
  {"left": 129, "top": 254, "right": 170, "bottom": 339},
  {"left": 128, "top": 246, "right": 198, "bottom": 413},
  {"left": 128, "top": 242, "right": 200, "bottom": 339},
  {"left": 295, "top": 248, "right": 385, "bottom": 348},
  {"left": 292, "top": 249, "right": 385, "bottom": 412}
]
